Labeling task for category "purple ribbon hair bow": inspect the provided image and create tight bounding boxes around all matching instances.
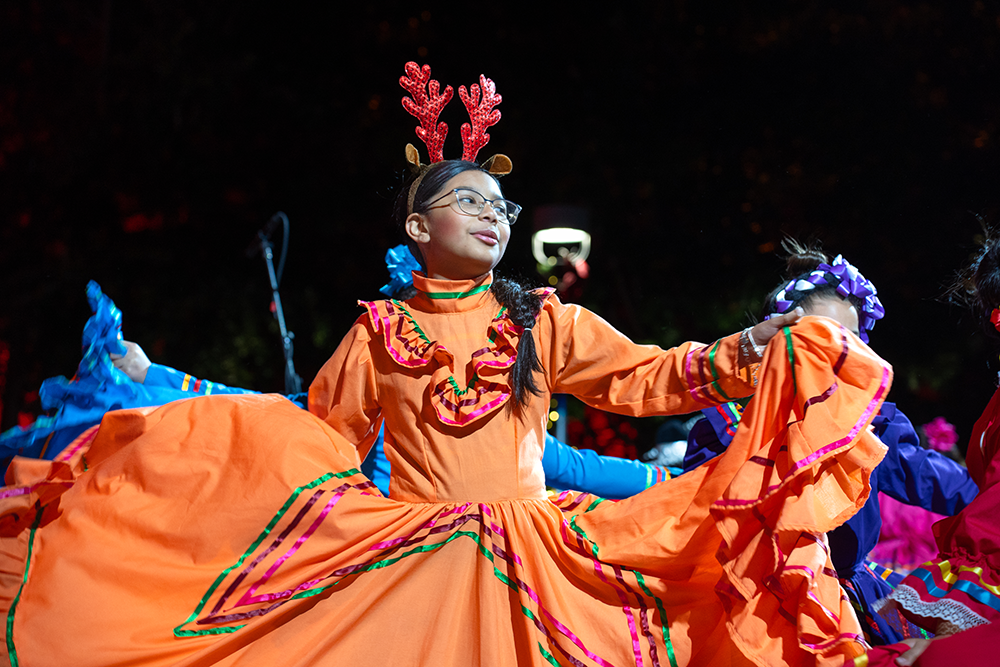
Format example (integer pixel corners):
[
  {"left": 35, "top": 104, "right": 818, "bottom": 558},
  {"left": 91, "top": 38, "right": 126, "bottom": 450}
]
[{"left": 765, "top": 255, "right": 885, "bottom": 343}]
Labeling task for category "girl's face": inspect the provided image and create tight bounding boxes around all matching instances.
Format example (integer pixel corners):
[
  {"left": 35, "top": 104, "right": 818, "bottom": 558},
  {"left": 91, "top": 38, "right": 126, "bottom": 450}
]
[
  {"left": 804, "top": 296, "right": 860, "bottom": 337},
  {"left": 406, "top": 170, "right": 511, "bottom": 281}
]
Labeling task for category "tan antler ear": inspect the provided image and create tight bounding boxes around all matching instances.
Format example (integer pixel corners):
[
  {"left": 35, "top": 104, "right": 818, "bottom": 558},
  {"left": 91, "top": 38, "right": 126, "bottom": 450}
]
[
  {"left": 405, "top": 143, "right": 423, "bottom": 170},
  {"left": 481, "top": 154, "right": 512, "bottom": 176}
]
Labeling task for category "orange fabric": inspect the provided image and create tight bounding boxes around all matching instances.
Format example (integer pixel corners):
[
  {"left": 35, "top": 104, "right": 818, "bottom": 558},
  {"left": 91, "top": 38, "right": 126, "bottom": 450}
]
[
  {"left": 308, "top": 272, "right": 757, "bottom": 504},
  {"left": 0, "top": 273, "right": 889, "bottom": 667}
]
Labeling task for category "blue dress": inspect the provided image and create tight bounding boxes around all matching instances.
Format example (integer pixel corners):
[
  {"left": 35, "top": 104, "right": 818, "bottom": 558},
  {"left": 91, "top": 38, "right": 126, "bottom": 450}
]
[{"left": 685, "top": 400, "right": 979, "bottom": 645}]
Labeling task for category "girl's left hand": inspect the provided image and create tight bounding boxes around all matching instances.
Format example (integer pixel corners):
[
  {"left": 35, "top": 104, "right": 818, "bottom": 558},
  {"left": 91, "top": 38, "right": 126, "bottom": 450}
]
[
  {"left": 893, "top": 637, "right": 933, "bottom": 666},
  {"left": 749, "top": 307, "right": 804, "bottom": 347}
]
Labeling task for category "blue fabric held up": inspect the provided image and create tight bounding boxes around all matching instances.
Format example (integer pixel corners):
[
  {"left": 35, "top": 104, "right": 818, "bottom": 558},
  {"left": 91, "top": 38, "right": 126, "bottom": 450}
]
[{"left": 0, "top": 281, "right": 258, "bottom": 466}]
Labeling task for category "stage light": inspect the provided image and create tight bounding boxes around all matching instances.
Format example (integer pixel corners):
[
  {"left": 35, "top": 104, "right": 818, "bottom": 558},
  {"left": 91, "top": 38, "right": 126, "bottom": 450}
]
[{"left": 531, "top": 205, "right": 591, "bottom": 267}]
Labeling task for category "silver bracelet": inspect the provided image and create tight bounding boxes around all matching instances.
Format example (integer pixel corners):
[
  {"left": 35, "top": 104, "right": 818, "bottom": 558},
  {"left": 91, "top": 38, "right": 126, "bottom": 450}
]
[
  {"left": 746, "top": 327, "right": 766, "bottom": 358},
  {"left": 739, "top": 328, "right": 763, "bottom": 364}
]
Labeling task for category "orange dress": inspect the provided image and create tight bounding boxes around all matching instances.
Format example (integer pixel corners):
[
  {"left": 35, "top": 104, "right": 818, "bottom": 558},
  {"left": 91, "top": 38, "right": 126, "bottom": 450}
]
[{"left": 0, "top": 272, "right": 890, "bottom": 666}]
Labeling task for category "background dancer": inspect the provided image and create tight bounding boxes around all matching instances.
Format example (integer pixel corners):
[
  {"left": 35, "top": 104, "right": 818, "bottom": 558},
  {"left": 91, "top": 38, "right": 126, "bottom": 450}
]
[{"left": 683, "top": 240, "right": 978, "bottom": 646}]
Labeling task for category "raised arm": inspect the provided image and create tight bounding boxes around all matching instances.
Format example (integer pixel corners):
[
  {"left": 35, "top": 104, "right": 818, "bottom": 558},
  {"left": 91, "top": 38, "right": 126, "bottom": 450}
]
[
  {"left": 541, "top": 296, "right": 779, "bottom": 416},
  {"left": 112, "top": 341, "right": 265, "bottom": 398}
]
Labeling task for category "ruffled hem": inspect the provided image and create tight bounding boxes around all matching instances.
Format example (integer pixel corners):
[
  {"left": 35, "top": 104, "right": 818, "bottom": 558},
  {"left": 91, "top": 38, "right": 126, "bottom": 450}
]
[
  {"left": 0, "top": 396, "right": 739, "bottom": 666},
  {"left": 572, "top": 319, "right": 893, "bottom": 666}
]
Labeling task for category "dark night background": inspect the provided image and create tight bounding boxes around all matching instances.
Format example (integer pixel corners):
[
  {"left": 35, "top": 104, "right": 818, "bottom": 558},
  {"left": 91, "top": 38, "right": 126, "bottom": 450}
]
[{"left": 3, "top": 1, "right": 1000, "bottom": 452}]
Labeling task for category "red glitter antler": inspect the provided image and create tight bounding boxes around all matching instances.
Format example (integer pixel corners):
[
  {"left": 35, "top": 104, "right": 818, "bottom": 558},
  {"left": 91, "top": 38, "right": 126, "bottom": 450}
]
[
  {"left": 459, "top": 74, "right": 502, "bottom": 162},
  {"left": 399, "top": 62, "right": 453, "bottom": 164}
]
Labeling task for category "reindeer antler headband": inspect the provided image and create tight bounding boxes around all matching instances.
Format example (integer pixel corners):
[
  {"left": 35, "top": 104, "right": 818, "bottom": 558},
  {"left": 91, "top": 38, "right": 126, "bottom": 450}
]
[{"left": 399, "top": 62, "right": 512, "bottom": 214}]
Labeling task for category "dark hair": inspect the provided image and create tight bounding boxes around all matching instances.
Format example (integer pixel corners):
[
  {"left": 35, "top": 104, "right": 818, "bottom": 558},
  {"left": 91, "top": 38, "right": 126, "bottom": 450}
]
[
  {"left": 953, "top": 225, "right": 1000, "bottom": 342},
  {"left": 393, "top": 160, "right": 489, "bottom": 260},
  {"left": 392, "top": 160, "right": 545, "bottom": 409},
  {"left": 761, "top": 239, "right": 864, "bottom": 319}
]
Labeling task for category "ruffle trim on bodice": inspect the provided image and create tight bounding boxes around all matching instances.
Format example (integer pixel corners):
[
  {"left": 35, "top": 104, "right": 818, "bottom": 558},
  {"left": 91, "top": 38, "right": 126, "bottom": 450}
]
[{"left": 360, "top": 288, "right": 555, "bottom": 427}]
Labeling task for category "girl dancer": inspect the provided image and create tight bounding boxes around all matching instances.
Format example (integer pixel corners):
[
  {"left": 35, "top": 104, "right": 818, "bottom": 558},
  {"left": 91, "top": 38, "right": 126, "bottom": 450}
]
[
  {"left": 684, "top": 242, "right": 978, "bottom": 646},
  {"left": 864, "top": 233, "right": 1000, "bottom": 665},
  {"left": 0, "top": 63, "right": 888, "bottom": 666}
]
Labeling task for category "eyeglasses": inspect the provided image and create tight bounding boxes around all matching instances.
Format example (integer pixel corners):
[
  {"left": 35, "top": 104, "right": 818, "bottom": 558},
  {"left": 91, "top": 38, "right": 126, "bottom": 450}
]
[{"left": 425, "top": 188, "right": 522, "bottom": 224}]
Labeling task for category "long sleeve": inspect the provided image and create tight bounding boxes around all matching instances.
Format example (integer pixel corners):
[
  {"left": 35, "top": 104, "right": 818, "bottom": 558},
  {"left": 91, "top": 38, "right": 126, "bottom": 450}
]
[
  {"left": 541, "top": 297, "right": 757, "bottom": 416},
  {"left": 307, "top": 317, "right": 383, "bottom": 464},
  {"left": 875, "top": 404, "right": 979, "bottom": 516},
  {"left": 541, "top": 433, "right": 669, "bottom": 499}
]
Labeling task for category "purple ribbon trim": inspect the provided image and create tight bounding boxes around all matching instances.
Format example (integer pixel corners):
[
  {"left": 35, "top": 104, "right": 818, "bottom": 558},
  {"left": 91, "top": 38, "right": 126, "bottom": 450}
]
[
  {"left": 684, "top": 347, "right": 714, "bottom": 406},
  {"left": 187, "top": 484, "right": 668, "bottom": 665},
  {"left": 200, "top": 480, "right": 374, "bottom": 621},
  {"left": 804, "top": 382, "right": 839, "bottom": 410},
  {"left": 613, "top": 563, "right": 662, "bottom": 667},
  {"left": 714, "top": 364, "right": 890, "bottom": 508},
  {"left": 432, "top": 382, "right": 509, "bottom": 426},
  {"left": 363, "top": 301, "right": 433, "bottom": 369},
  {"left": 833, "top": 327, "right": 850, "bottom": 375},
  {"left": 557, "top": 493, "right": 591, "bottom": 514},
  {"left": 238, "top": 491, "right": 349, "bottom": 606},
  {"left": 560, "top": 522, "right": 640, "bottom": 666},
  {"left": 801, "top": 633, "right": 863, "bottom": 651},
  {"left": 370, "top": 502, "right": 471, "bottom": 551}
]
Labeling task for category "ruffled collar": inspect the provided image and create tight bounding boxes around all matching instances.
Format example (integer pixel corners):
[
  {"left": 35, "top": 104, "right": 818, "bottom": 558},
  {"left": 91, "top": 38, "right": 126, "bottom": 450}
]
[
  {"left": 408, "top": 271, "right": 495, "bottom": 314},
  {"left": 359, "top": 278, "right": 555, "bottom": 427}
]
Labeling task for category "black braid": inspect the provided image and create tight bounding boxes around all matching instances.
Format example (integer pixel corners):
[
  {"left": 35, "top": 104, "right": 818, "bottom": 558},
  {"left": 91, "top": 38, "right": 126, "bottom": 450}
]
[{"left": 490, "top": 277, "right": 545, "bottom": 409}]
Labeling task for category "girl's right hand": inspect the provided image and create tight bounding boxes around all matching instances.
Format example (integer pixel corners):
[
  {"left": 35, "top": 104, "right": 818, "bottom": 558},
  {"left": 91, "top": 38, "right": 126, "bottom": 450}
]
[
  {"left": 749, "top": 307, "right": 805, "bottom": 348},
  {"left": 110, "top": 341, "right": 152, "bottom": 383}
]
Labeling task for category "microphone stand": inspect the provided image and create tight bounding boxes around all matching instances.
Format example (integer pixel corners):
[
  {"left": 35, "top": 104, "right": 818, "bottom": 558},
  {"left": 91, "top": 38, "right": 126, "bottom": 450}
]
[{"left": 250, "top": 212, "right": 303, "bottom": 395}]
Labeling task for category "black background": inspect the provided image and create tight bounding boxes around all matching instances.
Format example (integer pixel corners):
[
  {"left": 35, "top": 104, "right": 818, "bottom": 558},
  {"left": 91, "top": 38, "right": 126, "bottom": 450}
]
[{"left": 4, "top": 1, "right": 1000, "bottom": 448}]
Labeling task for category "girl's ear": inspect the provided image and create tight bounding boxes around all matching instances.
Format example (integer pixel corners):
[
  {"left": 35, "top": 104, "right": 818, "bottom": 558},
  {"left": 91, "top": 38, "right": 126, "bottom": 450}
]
[{"left": 405, "top": 213, "right": 430, "bottom": 245}]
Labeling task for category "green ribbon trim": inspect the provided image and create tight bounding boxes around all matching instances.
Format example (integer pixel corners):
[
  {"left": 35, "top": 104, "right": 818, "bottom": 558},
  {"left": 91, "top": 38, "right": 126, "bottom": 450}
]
[
  {"left": 707, "top": 339, "right": 732, "bottom": 401},
  {"left": 568, "top": 515, "right": 599, "bottom": 559},
  {"left": 392, "top": 299, "right": 506, "bottom": 397},
  {"left": 783, "top": 326, "right": 796, "bottom": 395},
  {"left": 174, "top": 469, "right": 360, "bottom": 638},
  {"left": 418, "top": 284, "right": 492, "bottom": 299},
  {"left": 635, "top": 571, "right": 680, "bottom": 667},
  {"left": 584, "top": 497, "right": 605, "bottom": 513},
  {"left": 537, "top": 641, "right": 561, "bottom": 666},
  {"left": 7, "top": 508, "right": 43, "bottom": 666},
  {"left": 569, "top": 509, "right": 680, "bottom": 664},
  {"left": 176, "top": 496, "right": 680, "bottom": 663},
  {"left": 446, "top": 374, "right": 479, "bottom": 397}
]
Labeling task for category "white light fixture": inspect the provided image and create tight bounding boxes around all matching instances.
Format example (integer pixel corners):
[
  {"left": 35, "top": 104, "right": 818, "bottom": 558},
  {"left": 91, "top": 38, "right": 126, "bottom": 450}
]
[{"left": 531, "top": 206, "right": 592, "bottom": 267}]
